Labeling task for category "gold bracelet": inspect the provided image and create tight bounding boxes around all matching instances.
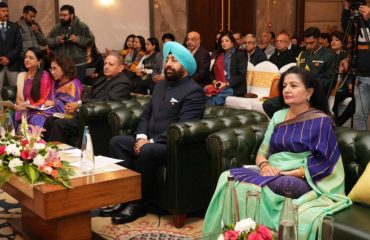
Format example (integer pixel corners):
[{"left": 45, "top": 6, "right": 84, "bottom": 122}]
[
  {"left": 299, "top": 167, "right": 305, "bottom": 179},
  {"left": 258, "top": 161, "right": 269, "bottom": 170}
]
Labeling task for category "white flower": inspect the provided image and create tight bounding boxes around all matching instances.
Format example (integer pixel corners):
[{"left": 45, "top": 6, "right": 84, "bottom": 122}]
[
  {"left": 234, "top": 218, "right": 256, "bottom": 233},
  {"left": 217, "top": 234, "right": 225, "bottom": 240},
  {"left": 43, "top": 166, "right": 53, "bottom": 174},
  {"left": 33, "top": 154, "right": 45, "bottom": 167},
  {"left": 5, "top": 144, "right": 21, "bottom": 157},
  {"left": 8, "top": 158, "right": 23, "bottom": 173},
  {"left": 34, "top": 142, "right": 46, "bottom": 151}
]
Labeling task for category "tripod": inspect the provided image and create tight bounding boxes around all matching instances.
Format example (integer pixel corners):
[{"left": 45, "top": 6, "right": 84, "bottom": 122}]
[{"left": 329, "top": 2, "right": 370, "bottom": 128}]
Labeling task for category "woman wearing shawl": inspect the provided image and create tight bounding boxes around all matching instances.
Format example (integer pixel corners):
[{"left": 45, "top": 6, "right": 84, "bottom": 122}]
[
  {"left": 15, "top": 47, "right": 53, "bottom": 127},
  {"left": 134, "top": 37, "right": 163, "bottom": 94},
  {"left": 203, "top": 67, "right": 351, "bottom": 239},
  {"left": 128, "top": 35, "right": 146, "bottom": 74},
  {"left": 119, "top": 34, "right": 135, "bottom": 68},
  {"left": 47, "top": 54, "right": 83, "bottom": 114},
  {"left": 205, "top": 31, "right": 247, "bottom": 106}
]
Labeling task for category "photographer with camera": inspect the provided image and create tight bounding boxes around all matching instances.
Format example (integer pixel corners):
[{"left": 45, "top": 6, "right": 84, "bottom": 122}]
[
  {"left": 47, "top": 4, "right": 94, "bottom": 85},
  {"left": 342, "top": 0, "right": 370, "bottom": 130}
]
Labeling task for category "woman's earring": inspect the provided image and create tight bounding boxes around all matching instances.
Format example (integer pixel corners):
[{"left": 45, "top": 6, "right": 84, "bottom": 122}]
[{"left": 307, "top": 97, "right": 310, "bottom": 102}]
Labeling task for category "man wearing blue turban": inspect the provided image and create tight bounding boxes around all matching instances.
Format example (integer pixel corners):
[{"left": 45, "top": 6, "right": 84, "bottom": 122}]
[{"left": 102, "top": 41, "right": 206, "bottom": 224}]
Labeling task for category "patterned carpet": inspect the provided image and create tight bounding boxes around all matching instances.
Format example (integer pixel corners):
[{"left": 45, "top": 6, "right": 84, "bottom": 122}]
[{"left": 0, "top": 190, "right": 204, "bottom": 240}]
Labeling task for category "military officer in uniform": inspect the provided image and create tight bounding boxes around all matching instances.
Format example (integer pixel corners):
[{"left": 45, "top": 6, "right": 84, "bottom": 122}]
[{"left": 263, "top": 27, "right": 336, "bottom": 118}]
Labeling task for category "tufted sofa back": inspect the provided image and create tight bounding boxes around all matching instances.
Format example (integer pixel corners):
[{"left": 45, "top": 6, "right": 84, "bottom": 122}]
[
  {"left": 78, "top": 97, "right": 150, "bottom": 155},
  {"left": 206, "top": 124, "right": 370, "bottom": 195},
  {"left": 335, "top": 127, "right": 370, "bottom": 194}
]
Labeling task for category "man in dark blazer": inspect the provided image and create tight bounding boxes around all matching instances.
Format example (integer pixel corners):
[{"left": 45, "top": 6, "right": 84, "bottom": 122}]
[
  {"left": 0, "top": 2, "right": 22, "bottom": 99},
  {"left": 103, "top": 41, "right": 206, "bottom": 224},
  {"left": 186, "top": 31, "right": 211, "bottom": 86},
  {"left": 269, "top": 33, "right": 296, "bottom": 69},
  {"left": 43, "top": 52, "right": 132, "bottom": 145},
  {"left": 244, "top": 34, "right": 267, "bottom": 66}
]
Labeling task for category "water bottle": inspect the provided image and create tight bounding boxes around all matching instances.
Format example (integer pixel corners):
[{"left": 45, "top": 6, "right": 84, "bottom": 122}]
[
  {"left": 80, "top": 126, "right": 95, "bottom": 174},
  {"left": 246, "top": 190, "right": 261, "bottom": 223},
  {"left": 221, "top": 175, "right": 239, "bottom": 228},
  {"left": 277, "top": 194, "right": 298, "bottom": 240}
]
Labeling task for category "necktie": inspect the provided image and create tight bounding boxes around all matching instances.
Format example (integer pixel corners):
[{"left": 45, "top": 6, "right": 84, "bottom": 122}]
[{"left": 1, "top": 22, "right": 6, "bottom": 40}]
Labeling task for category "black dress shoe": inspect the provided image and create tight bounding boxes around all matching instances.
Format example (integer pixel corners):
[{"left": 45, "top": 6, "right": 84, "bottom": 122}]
[
  {"left": 111, "top": 202, "right": 146, "bottom": 224},
  {"left": 100, "top": 203, "right": 127, "bottom": 217}
]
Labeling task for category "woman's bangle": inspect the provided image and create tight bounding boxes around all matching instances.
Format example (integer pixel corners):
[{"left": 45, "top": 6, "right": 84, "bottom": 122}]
[
  {"left": 299, "top": 167, "right": 305, "bottom": 179},
  {"left": 258, "top": 161, "right": 269, "bottom": 170}
]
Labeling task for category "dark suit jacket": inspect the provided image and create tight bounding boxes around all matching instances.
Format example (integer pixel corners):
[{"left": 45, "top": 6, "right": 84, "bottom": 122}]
[
  {"left": 269, "top": 49, "right": 296, "bottom": 69},
  {"left": 136, "top": 77, "right": 206, "bottom": 144},
  {"left": 249, "top": 47, "right": 267, "bottom": 66},
  {"left": 0, "top": 21, "right": 22, "bottom": 71},
  {"left": 83, "top": 72, "right": 132, "bottom": 103},
  {"left": 210, "top": 49, "right": 248, "bottom": 97},
  {"left": 192, "top": 46, "right": 211, "bottom": 86}
]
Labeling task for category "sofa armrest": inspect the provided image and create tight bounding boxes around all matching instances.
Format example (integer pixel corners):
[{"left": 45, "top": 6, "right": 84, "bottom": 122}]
[{"left": 167, "top": 110, "right": 268, "bottom": 144}]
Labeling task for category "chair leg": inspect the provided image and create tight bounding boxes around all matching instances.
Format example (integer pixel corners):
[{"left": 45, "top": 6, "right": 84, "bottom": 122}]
[{"left": 173, "top": 214, "right": 186, "bottom": 228}]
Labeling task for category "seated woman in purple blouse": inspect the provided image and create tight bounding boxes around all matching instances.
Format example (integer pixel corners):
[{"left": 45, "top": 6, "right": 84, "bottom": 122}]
[
  {"left": 15, "top": 47, "right": 54, "bottom": 127},
  {"left": 46, "top": 55, "right": 83, "bottom": 115}
]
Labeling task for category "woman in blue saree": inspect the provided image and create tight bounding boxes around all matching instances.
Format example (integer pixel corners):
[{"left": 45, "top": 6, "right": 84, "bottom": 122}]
[{"left": 203, "top": 67, "right": 351, "bottom": 240}]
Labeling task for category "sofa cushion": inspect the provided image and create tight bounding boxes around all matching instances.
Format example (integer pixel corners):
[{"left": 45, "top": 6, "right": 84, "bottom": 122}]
[
  {"left": 333, "top": 203, "right": 370, "bottom": 240},
  {"left": 348, "top": 162, "right": 370, "bottom": 205}
]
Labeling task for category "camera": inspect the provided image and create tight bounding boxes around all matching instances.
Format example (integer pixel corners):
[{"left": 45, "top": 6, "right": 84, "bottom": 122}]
[
  {"left": 62, "top": 34, "right": 70, "bottom": 42},
  {"left": 350, "top": 0, "right": 366, "bottom": 10}
]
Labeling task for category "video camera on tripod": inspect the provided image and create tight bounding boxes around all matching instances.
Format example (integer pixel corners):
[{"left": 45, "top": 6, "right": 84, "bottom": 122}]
[{"left": 349, "top": 0, "right": 367, "bottom": 10}]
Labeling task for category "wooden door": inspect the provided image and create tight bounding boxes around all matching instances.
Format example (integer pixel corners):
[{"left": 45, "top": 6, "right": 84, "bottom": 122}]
[
  {"left": 188, "top": 0, "right": 224, "bottom": 51},
  {"left": 188, "top": 0, "right": 256, "bottom": 51},
  {"left": 228, "top": 0, "right": 256, "bottom": 35}
]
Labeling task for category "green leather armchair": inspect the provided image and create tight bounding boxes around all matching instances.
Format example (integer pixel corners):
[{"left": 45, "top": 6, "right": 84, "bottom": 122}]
[
  {"left": 206, "top": 124, "right": 370, "bottom": 240},
  {"left": 108, "top": 105, "right": 268, "bottom": 227}
]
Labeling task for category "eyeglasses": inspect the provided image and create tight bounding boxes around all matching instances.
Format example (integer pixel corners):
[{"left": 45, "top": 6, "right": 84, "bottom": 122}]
[
  {"left": 276, "top": 40, "right": 288, "bottom": 43},
  {"left": 245, "top": 41, "right": 256, "bottom": 45}
]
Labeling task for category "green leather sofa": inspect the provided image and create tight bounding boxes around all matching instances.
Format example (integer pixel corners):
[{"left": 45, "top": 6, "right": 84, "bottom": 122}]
[
  {"left": 206, "top": 123, "right": 370, "bottom": 240},
  {"left": 108, "top": 105, "right": 268, "bottom": 227},
  {"left": 78, "top": 96, "right": 150, "bottom": 155}
]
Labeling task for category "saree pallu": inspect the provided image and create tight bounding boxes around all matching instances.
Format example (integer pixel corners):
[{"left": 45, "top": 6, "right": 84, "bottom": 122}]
[
  {"left": 202, "top": 109, "right": 351, "bottom": 240},
  {"left": 52, "top": 78, "right": 83, "bottom": 113}
]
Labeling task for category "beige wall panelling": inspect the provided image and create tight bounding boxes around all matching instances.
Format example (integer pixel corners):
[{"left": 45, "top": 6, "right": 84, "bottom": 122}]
[
  {"left": 305, "top": 0, "right": 370, "bottom": 33},
  {"left": 256, "top": 0, "right": 297, "bottom": 38},
  {"left": 59, "top": 0, "right": 150, "bottom": 51},
  {"left": 304, "top": 0, "right": 343, "bottom": 33},
  {"left": 150, "top": 0, "right": 187, "bottom": 48},
  {"left": 8, "top": 0, "right": 57, "bottom": 38}
]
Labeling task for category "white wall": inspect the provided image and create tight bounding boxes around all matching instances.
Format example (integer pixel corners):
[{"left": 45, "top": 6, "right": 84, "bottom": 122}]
[{"left": 59, "top": 0, "right": 150, "bottom": 51}]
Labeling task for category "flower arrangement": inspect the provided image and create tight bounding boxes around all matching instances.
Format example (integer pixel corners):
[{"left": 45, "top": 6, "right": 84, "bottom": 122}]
[
  {"left": 0, "top": 116, "right": 74, "bottom": 188},
  {"left": 219, "top": 218, "right": 275, "bottom": 240}
]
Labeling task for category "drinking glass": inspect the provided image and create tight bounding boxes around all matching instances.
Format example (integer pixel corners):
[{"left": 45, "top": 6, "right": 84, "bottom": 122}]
[
  {"left": 322, "top": 216, "right": 334, "bottom": 240},
  {"left": 246, "top": 190, "right": 261, "bottom": 223}
]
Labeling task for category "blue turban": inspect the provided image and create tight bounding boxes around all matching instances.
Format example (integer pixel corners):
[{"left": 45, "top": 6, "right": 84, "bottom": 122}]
[{"left": 163, "top": 41, "right": 197, "bottom": 76}]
